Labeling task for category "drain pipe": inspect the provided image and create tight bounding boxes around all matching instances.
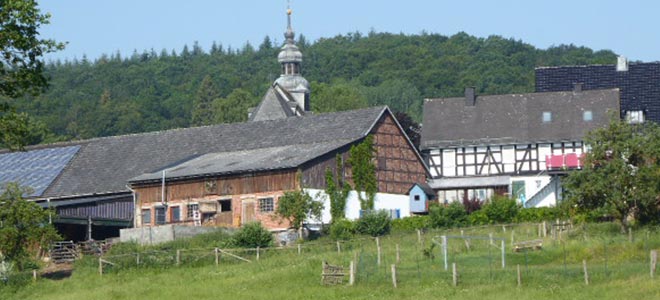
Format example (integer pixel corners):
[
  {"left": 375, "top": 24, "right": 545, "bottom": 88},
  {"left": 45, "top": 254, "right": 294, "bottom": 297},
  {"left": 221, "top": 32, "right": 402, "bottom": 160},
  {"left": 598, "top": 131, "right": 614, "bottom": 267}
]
[{"left": 126, "top": 185, "right": 137, "bottom": 228}]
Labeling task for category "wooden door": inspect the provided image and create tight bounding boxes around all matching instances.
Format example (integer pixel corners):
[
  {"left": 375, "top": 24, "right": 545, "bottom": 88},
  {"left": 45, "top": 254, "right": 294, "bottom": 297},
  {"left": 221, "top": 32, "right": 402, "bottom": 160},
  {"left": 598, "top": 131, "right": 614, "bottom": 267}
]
[{"left": 242, "top": 201, "right": 256, "bottom": 224}]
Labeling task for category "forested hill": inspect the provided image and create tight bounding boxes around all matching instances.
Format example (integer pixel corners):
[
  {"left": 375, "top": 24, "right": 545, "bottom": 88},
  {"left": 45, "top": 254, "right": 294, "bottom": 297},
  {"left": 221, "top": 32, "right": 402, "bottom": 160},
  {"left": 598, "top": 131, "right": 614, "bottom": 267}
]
[{"left": 13, "top": 31, "right": 616, "bottom": 144}]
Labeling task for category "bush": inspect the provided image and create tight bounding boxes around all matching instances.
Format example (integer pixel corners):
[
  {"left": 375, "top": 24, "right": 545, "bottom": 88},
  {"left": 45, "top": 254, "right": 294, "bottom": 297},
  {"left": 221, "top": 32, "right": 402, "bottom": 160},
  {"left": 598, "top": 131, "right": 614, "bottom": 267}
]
[
  {"left": 232, "top": 222, "right": 272, "bottom": 248},
  {"left": 329, "top": 219, "right": 356, "bottom": 240},
  {"left": 515, "top": 207, "right": 563, "bottom": 223},
  {"left": 355, "top": 210, "right": 391, "bottom": 236},
  {"left": 391, "top": 215, "right": 431, "bottom": 231},
  {"left": 468, "top": 209, "right": 489, "bottom": 225},
  {"left": 480, "top": 195, "right": 519, "bottom": 224},
  {"left": 429, "top": 202, "right": 467, "bottom": 228}
]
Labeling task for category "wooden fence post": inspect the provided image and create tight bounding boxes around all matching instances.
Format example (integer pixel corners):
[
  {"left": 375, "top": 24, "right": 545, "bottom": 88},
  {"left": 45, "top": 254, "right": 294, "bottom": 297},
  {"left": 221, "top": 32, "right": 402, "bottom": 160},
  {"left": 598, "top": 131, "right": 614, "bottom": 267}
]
[
  {"left": 256, "top": 246, "right": 260, "bottom": 261},
  {"left": 502, "top": 225, "right": 506, "bottom": 233},
  {"left": 489, "top": 233, "right": 494, "bottom": 246},
  {"left": 391, "top": 264, "right": 397, "bottom": 288},
  {"left": 215, "top": 248, "right": 219, "bottom": 266},
  {"left": 136, "top": 253, "right": 140, "bottom": 266},
  {"left": 583, "top": 260, "right": 589, "bottom": 285},
  {"left": 396, "top": 244, "right": 400, "bottom": 264},
  {"left": 337, "top": 241, "right": 341, "bottom": 254},
  {"left": 32, "top": 270, "right": 37, "bottom": 282},
  {"left": 176, "top": 250, "right": 181, "bottom": 266},
  {"left": 417, "top": 229, "right": 422, "bottom": 246},
  {"left": 98, "top": 257, "right": 103, "bottom": 276},
  {"left": 651, "top": 250, "right": 658, "bottom": 278},
  {"left": 543, "top": 221, "right": 547, "bottom": 237},
  {"left": 452, "top": 263, "right": 458, "bottom": 287},
  {"left": 517, "top": 264, "right": 521, "bottom": 287},
  {"left": 349, "top": 260, "right": 355, "bottom": 286},
  {"left": 376, "top": 237, "right": 382, "bottom": 266},
  {"left": 298, "top": 244, "right": 301, "bottom": 255}
]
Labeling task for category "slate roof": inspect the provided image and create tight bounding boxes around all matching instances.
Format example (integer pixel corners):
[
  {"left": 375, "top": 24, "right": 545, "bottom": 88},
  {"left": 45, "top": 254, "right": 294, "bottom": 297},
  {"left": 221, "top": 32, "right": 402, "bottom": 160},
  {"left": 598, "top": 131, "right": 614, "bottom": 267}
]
[
  {"left": 12, "top": 106, "right": 389, "bottom": 198},
  {"left": 420, "top": 89, "right": 619, "bottom": 149},
  {"left": 248, "top": 84, "right": 301, "bottom": 122},
  {"left": 0, "top": 146, "right": 80, "bottom": 197},
  {"left": 535, "top": 62, "right": 660, "bottom": 122},
  {"left": 131, "top": 140, "right": 353, "bottom": 183}
]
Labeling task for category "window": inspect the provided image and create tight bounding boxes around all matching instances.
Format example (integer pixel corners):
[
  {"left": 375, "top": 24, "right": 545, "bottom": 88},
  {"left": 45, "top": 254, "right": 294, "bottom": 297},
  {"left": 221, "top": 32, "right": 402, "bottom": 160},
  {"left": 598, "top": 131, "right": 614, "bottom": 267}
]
[
  {"left": 187, "top": 203, "right": 199, "bottom": 220},
  {"left": 583, "top": 111, "right": 593, "bottom": 121},
  {"left": 141, "top": 208, "right": 151, "bottom": 226},
  {"left": 626, "top": 110, "right": 645, "bottom": 124},
  {"left": 170, "top": 206, "right": 181, "bottom": 222},
  {"left": 414, "top": 195, "right": 421, "bottom": 201},
  {"left": 155, "top": 206, "right": 166, "bottom": 225},
  {"left": 219, "top": 199, "right": 232, "bottom": 212},
  {"left": 542, "top": 112, "right": 552, "bottom": 123},
  {"left": 259, "top": 197, "right": 274, "bottom": 212}
]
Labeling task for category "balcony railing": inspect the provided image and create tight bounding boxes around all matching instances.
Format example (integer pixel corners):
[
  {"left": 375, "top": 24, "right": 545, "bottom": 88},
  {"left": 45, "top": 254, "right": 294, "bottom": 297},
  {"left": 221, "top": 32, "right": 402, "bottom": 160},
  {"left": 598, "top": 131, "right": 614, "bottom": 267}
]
[{"left": 545, "top": 153, "right": 585, "bottom": 170}]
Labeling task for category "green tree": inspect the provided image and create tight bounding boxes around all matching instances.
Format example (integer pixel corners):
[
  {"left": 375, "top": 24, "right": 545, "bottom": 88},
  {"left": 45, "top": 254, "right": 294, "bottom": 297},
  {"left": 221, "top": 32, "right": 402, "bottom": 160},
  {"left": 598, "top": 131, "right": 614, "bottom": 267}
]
[
  {"left": 325, "top": 154, "right": 351, "bottom": 222},
  {"left": 563, "top": 117, "right": 660, "bottom": 231},
  {"left": 0, "top": 183, "right": 60, "bottom": 270},
  {"left": 191, "top": 75, "right": 219, "bottom": 126},
  {"left": 348, "top": 136, "right": 378, "bottom": 210},
  {"left": 275, "top": 190, "right": 324, "bottom": 231},
  {"left": 310, "top": 81, "right": 368, "bottom": 113},
  {"left": 1, "top": 0, "right": 64, "bottom": 149},
  {"left": 213, "top": 88, "right": 258, "bottom": 123}
]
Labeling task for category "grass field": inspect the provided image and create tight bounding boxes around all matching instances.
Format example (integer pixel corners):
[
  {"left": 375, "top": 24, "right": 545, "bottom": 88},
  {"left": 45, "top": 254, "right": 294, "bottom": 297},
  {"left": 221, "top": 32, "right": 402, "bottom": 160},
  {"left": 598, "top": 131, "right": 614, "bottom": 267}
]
[{"left": 2, "top": 222, "right": 660, "bottom": 300}]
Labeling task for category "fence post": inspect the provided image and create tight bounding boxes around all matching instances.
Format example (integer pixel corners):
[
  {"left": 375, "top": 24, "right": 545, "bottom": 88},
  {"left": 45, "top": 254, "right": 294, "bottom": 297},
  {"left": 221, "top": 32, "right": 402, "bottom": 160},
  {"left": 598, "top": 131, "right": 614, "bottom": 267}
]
[
  {"left": 489, "top": 233, "right": 494, "bottom": 246},
  {"left": 583, "top": 260, "right": 589, "bottom": 285},
  {"left": 543, "top": 221, "right": 547, "bottom": 237},
  {"left": 391, "top": 264, "right": 397, "bottom": 288},
  {"left": 337, "top": 241, "right": 341, "bottom": 254},
  {"left": 176, "top": 250, "right": 181, "bottom": 266},
  {"left": 442, "top": 235, "right": 448, "bottom": 271},
  {"left": 32, "top": 270, "right": 37, "bottom": 282},
  {"left": 501, "top": 239, "right": 506, "bottom": 269},
  {"left": 452, "top": 262, "right": 458, "bottom": 286},
  {"left": 215, "top": 248, "right": 219, "bottom": 266},
  {"left": 98, "top": 257, "right": 103, "bottom": 276},
  {"left": 417, "top": 229, "right": 422, "bottom": 246},
  {"left": 629, "top": 228, "right": 633, "bottom": 243},
  {"left": 502, "top": 225, "right": 506, "bottom": 233},
  {"left": 538, "top": 223, "right": 542, "bottom": 238},
  {"left": 376, "top": 237, "right": 382, "bottom": 266},
  {"left": 349, "top": 260, "right": 355, "bottom": 286},
  {"left": 256, "top": 246, "right": 260, "bottom": 261},
  {"left": 651, "top": 250, "right": 658, "bottom": 278},
  {"left": 136, "top": 253, "right": 140, "bottom": 266},
  {"left": 396, "top": 244, "right": 400, "bottom": 264},
  {"left": 297, "top": 244, "right": 301, "bottom": 256},
  {"left": 517, "top": 264, "right": 521, "bottom": 287}
]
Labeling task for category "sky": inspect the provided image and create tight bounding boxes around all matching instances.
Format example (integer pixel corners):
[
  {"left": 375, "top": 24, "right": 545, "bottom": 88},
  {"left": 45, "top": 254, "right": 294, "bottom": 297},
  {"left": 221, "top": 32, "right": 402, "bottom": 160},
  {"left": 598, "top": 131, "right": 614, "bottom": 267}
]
[{"left": 39, "top": 0, "right": 660, "bottom": 63}]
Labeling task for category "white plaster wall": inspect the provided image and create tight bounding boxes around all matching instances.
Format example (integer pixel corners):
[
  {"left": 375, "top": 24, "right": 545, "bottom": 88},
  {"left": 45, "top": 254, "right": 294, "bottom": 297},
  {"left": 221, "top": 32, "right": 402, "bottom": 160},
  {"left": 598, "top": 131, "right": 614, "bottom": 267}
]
[
  {"left": 510, "top": 175, "right": 558, "bottom": 207},
  {"left": 304, "top": 189, "right": 410, "bottom": 224}
]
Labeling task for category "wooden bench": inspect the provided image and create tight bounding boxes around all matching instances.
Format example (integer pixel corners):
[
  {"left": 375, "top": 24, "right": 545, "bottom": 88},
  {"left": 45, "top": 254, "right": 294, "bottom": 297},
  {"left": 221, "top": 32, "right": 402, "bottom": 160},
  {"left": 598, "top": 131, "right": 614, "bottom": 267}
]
[
  {"left": 321, "top": 261, "right": 345, "bottom": 285},
  {"left": 513, "top": 239, "right": 543, "bottom": 252}
]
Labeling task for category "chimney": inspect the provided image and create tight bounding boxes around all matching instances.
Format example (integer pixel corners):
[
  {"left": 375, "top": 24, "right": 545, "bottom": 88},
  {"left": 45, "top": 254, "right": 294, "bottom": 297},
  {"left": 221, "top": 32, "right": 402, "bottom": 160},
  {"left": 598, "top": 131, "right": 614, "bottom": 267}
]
[
  {"left": 616, "top": 56, "right": 628, "bottom": 72},
  {"left": 464, "top": 87, "right": 476, "bottom": 106},
  {"left": 573, "top": 82, "right": 583, "bottom": 92}
]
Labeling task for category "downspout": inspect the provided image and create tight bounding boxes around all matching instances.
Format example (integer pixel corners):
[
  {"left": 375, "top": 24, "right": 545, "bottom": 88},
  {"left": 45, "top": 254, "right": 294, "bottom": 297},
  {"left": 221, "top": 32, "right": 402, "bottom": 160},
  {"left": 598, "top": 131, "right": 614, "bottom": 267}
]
[
  {"left": 161, "top": 170, "right": 166, "bottom": 205},
  {"left": 47, "top": 198, "right": 52, "bottom": 224}
]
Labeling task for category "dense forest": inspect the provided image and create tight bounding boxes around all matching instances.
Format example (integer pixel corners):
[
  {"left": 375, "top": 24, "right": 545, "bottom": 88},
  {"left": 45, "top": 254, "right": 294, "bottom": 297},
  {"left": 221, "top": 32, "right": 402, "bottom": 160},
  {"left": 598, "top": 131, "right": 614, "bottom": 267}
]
[{"left": 8, "top": 31, "right": 616, "bottom": 145}]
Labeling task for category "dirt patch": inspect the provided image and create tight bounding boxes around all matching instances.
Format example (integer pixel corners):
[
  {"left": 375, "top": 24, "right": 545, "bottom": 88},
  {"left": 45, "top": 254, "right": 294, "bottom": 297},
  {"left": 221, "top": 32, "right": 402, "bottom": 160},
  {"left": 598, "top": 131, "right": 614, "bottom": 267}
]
[{"left": 40, "top": 263, "right": 74, "bottom": 280}]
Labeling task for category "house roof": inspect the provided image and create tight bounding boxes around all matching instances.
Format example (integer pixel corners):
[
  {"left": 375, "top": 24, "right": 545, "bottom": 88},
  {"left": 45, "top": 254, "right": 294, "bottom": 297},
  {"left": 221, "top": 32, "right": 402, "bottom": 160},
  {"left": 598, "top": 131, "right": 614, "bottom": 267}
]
[
  {"left": 248, "top": 84, "right": 299, "bottom": 122},
  {"left": 536, "top": 62, "right": 660, "bottom": 122},
  {"left": 407, "top": 182, "right": 435, "bottom": 196},
  {"left": 420, "top": 89, "right": 619, "bottom": 150},
  {"left": 5, "top": 106, "right": 389, "bottom": 198},
  {"left": 130, "top": 139, "right": 353, "bottom": 183},
  {"left": 428, "top": 176, "right": 511, "bottom": 190}
]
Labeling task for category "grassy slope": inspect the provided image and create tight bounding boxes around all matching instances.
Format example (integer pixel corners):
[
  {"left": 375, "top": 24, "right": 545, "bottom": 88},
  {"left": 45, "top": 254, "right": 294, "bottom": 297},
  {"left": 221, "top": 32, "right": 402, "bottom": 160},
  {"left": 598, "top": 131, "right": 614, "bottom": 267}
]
[{"left": 4, "top": 223, "right": 660, "bottom": 300}]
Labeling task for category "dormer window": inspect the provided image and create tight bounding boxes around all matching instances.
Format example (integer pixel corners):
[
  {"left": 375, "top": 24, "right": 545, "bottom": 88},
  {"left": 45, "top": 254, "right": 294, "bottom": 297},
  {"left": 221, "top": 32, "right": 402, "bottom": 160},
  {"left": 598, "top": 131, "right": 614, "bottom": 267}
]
[
  {"left": 583, "top": 111, "right": 593, "bottom": 122},
  {"left": 626, "top": 110, "right": 644, "bottom": 124},
  {"left": 542, "top": 112, "right": 552, "bottom": 123}
]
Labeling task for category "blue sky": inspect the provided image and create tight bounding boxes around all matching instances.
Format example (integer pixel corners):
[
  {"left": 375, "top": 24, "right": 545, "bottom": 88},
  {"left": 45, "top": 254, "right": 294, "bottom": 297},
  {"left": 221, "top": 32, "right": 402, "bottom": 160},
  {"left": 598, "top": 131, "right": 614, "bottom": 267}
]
[{"left": 39, "top": 0, "right": 659, "bottom": 63}]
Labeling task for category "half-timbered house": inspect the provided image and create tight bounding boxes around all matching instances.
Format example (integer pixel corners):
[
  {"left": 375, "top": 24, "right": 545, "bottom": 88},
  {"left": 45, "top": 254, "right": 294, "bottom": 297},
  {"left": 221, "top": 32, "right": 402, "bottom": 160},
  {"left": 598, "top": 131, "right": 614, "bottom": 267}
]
[{"left": 420, "top": 88, "right": 619, "bottom": 207}]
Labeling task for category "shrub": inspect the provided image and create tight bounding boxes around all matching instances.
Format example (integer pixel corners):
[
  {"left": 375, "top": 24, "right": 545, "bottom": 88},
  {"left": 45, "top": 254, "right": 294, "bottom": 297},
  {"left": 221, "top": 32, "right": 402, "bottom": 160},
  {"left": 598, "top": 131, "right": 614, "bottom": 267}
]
[
  {"left": 329, "top": 219, "right": 356, "bottom": 240},
  {"left": 481, "top": 195, "right": 519, "bottom": 224},
  {"left": 462, "top": 197, "right": 483, "bottom": 214},
  {"left": 515, "top": 207, "right": 563, "bottom": 223},
  {"left": 232, "top": 222, "right": 272, "bottom": 248},
  {"left": 391, "top": 215, "right": 431, "bottom": 231},
  {"left": 355, "top": 210, "right": 391, "bottom": 236},
  {"left": 429, "top": 202, "right": 467, "bottom": 228},
  {"left": 468, "top": 209, "right": 489, "bottom": 225}
]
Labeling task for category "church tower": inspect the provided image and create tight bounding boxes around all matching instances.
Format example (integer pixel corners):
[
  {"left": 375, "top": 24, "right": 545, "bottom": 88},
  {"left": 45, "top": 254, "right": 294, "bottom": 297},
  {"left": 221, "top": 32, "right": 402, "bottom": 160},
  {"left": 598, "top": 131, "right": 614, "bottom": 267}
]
[
  {"left": 248, "top": 7, "right": 311, "bottom": 122},
  {"left": 273, "top": 8, "right": 310, "bottom": 111}
]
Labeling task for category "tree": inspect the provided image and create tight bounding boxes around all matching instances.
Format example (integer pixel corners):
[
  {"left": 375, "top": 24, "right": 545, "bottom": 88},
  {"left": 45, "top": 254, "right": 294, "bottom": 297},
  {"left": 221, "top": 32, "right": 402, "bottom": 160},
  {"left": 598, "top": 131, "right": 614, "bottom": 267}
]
[
  {"left": 325, "top": 154, "right": 351, "bottom": 222},
  {"left": 213, "top": 88, "right": 258, "bottom": 124},
  {"left": 276, "top": 190, "right": 324, "bottom": 232},
  {"left": 393, "top": 111, "right": 421, "bottom": 149},
  {"left": 0, "top": 183, "right": 60, "bottom": 270},
  {"left": 310, "top": 81, "right": 368, "bottom": 113},
  {"left": 563, "top": 116, "right": 660, "bottom": 231},
  {"left": 1, "top": 0, "right": 64, "bottom": 149},
  {"left": 348, "top": 136, "right": 378, "bottom": 210},
  {"left": 191, "top": 75, "right": 219, "bottom": 126}
]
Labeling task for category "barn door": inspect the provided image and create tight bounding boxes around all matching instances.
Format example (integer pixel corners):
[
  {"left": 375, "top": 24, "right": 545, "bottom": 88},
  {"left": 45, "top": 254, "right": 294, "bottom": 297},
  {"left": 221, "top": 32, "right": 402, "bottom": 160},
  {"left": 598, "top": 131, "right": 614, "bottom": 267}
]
[{"left": 242, "top": 200, "right": 256, "bottom": 224}]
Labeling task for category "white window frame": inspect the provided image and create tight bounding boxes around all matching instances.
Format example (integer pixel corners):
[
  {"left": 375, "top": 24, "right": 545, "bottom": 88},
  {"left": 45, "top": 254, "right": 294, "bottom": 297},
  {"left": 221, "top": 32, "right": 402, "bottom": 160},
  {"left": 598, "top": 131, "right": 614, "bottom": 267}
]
[{"left": 259, "top": 197, "right": 274, "bottom": 213}]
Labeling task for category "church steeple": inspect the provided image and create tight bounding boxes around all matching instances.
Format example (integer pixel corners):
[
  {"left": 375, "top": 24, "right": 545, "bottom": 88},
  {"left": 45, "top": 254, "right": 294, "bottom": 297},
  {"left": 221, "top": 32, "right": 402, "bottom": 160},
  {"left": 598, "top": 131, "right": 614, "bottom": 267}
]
[{"left": 274, "top": 7, "right": 310, "bottom": 111}]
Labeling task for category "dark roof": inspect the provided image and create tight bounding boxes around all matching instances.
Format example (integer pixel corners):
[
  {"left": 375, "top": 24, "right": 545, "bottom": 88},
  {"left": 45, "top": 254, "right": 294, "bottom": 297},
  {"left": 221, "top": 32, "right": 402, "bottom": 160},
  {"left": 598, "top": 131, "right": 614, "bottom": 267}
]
[
  {"left": 535, "top": 62, "right": 660, "bottom": 122},
  {"left": 22, "top": 106, "right": 389, "bottom": 198},
  {"left": 420, "top": 89, "right": 619, "bottom": 149},
  {"left": 0, "top": 146, "right": 80, "bottom": 197},
  {"left": 248, "top": 84, "right": 300, "bottom": 122},
  {"left": 130, "top": 140, "right": 353, "bottom": 183},
  {"left": 407, "top": 182, "right": 435, "bottom": 196}
]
